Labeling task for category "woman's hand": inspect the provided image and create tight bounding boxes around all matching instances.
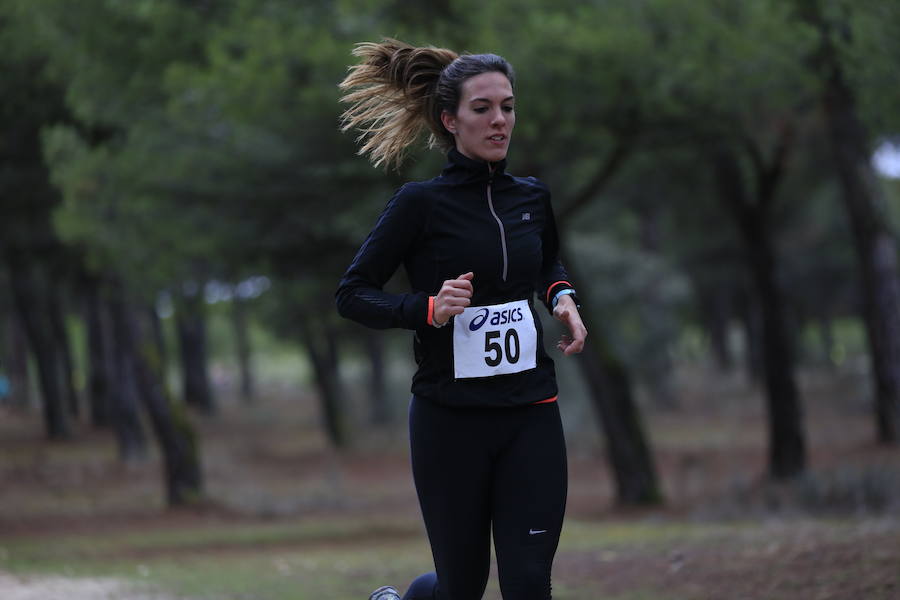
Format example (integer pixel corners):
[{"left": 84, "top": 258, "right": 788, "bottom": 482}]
[
  {"left": 553, "top": 294, "right": 587, "bottom": 355},
  {"left": 433, "top": 272, "right": 474, "bottom": 326}
]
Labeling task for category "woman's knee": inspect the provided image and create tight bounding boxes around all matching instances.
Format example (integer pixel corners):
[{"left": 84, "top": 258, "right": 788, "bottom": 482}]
[{"left": 498, "top": 561, "right": 553, "bottom": 600}]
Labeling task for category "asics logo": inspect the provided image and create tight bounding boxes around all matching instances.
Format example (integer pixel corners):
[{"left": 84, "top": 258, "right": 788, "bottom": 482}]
[
  {"left": 469, "top": 308, "right": 490, "bottom": 331},
  {"left": 469, "top": 307, "right": 525, "bottom": 332}
]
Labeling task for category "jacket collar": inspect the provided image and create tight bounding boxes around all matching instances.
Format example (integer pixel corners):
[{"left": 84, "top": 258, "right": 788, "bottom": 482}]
[{"left": 441, "top": 148, "right": 508, "bottom": 184}]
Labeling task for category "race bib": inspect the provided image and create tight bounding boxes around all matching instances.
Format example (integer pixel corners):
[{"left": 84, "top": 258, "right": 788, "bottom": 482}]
[{"left": 452, "top": 299, "right": 537, "bottom": 379}]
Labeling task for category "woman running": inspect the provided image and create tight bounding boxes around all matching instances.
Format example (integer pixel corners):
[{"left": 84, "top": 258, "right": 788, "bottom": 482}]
[{"left": 336, "top": 39, "right": 587, "bottom": 600}]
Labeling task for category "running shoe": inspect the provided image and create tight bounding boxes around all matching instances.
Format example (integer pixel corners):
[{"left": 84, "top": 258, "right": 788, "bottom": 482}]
[{"left": 368, "top": 585, "right": 401, "bottom": 600}]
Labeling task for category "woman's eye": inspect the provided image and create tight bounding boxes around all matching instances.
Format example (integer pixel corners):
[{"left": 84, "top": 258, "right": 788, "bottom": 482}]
[
  {"left": 474, "top": 107, "right": 488, "bottom": 113},
  {"left": 503, "top": 106, "right": 514, "bottom": 112}
]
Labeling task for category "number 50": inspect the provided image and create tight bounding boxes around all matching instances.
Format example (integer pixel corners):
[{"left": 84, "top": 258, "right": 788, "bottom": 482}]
[{"left": 484, "top": 329, "right": 520, "bottom": 367}]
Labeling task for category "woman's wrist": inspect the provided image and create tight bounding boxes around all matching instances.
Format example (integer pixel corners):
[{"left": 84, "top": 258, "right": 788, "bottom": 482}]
[
  {"left": 551, "top": 288, "right": 577, "bottom": 309},
  {"left": 428, "top": 296, "right": 449, "bottom": 328}
]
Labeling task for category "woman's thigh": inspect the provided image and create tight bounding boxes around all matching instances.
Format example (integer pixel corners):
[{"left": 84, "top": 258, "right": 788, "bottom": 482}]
[
  {"left": 409, "top": 397, "right": 494, "bottom": 600},
  {"left": 491, "top": 402, "right": 568, "bottom": 600}
]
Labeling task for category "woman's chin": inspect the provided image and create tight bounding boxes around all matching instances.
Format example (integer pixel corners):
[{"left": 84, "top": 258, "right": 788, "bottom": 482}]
[{"left": 480, "top": 148, "right": 508, "bottom": 163}]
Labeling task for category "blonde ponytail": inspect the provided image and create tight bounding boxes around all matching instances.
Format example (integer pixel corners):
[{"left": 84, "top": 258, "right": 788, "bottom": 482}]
[{"left": 339, "top": 38, "right": 458, "bottom": 170}]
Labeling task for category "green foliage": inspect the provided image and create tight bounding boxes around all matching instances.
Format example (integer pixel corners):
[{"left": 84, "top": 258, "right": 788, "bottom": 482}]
[
  {"left": 4, "top": 0, "right": 898, "bottom": 394},
  {"left": 819, "top": 0, "right": 900, "bottom": 134}
]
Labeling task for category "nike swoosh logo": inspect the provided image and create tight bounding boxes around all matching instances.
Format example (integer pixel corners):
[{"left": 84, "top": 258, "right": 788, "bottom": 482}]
[{"left": 529, "top": 529, "right": 547, "bottom": 535}]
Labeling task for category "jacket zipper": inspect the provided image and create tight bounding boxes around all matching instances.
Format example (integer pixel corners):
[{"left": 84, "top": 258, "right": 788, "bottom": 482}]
[{"left": 486, "top": 166, "right": 509, "bottom": 282}]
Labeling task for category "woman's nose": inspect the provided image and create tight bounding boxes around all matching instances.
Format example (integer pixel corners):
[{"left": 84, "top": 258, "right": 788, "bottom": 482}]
[{"left": 490, "top": 109, "right": 505, "bottom": 126}]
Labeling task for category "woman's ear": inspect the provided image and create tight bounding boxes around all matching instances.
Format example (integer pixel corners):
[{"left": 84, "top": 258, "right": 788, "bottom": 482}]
[{"left": 441, "top": 110, "right": 457, "bottom": 135}]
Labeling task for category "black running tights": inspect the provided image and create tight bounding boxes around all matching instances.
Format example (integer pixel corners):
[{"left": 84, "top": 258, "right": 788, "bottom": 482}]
[{"left": 402, "top": 397, "right": 568, "bottom": 600}]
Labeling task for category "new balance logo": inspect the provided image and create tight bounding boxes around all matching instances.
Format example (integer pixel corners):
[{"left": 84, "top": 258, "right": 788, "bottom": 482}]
[
  {"left": 521, "top": 212, "right": 531, "bottom": 221},
  {"left": 528, "top": 529, "right": 547, "bottom": 535}
]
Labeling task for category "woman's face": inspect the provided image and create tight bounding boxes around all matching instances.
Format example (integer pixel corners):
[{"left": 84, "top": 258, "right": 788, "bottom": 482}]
[{"left": 442, "top": 71, "right": 515, "bottom": 164}]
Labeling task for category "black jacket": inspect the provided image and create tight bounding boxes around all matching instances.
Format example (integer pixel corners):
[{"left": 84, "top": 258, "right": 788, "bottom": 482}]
[{"left": 336, "top": 149, "right": 575, "bottom": 407}]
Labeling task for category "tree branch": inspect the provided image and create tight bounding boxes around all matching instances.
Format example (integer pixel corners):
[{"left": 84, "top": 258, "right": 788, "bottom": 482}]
[
  {"left": 557, "top": 133, "right": 635, "bottom": 226},
  {"left": 757, "top": 119, "right": 797, "bottom": 209}
]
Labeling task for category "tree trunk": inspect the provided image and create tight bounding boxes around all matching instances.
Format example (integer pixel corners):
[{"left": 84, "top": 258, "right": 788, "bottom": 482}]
[
  {"left": 148, "top": 304, "right": 169, "bottom": 389},
  {"left": 561, "top": 247, "right": 662, "bottom": 505},
  {"left": 704, "top": 286, "right": 735, "bottom": 372},
  {"left": 821, "top": 60, "right": 900, "bottom": 443},
  {"left": 105, "top": 284, "right": 148, "bottom": 462},
  {"left": 6, "top": 253, "right": 70, "bottom": 438},
  {"left": 3, "top": 311, "right": 31, "bottom": 407},
  {"left": 47, "top": 281, "right": 80, "bottom": 419},
  {"left": 576, "top": 320, "right": 662, "bottom": 505},
  {"left": 83, "top": 276, "right": 114, "bottom": 427},
  {"left": 298, "top": 313, "right": 346, "bottom": 448},
  {"left": 176, "top": 289, "right": 215, "bottom": 414},
  {"left": 749, "top": 221, "right": 806, "bottom": 480},
  {"left": 364, "top": 330, "right": 390, "bottom": 425},
  {"left": 687, "top": 271, "right": 737, "bottom": 373},
  {"left": 109, "top": 314, "right": 148, "bottom": 462},
  {"left": 714, "top": 148, "right": 806, "bottom": 479},
  {"left": 737, "top": 287, "right": 765, "bottom": 383},
  {"left": 231, "top": 296, "right": 255, "bottom": 403},
  {"left": 110, "top": 282, "right": 203, "bottom": 505}
]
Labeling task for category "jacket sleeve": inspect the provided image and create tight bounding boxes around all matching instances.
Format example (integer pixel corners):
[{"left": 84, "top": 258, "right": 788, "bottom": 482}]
[
  {"left": 335, "top": 184, "right": 431, "bottom": 330},
  {"left": 537, "top": 182, "right": 577, "bottom": 313}
]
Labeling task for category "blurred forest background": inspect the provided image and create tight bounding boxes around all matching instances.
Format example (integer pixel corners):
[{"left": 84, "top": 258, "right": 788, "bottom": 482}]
[{"left": 1, "top": 0, "right": 899, "bottom": 599}]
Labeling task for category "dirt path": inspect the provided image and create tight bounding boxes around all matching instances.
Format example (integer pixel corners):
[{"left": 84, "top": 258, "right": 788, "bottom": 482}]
[
  {"left": 0, "top": 572, "right": 187, "bottom": 600},
  {"left": 2, "top": 370, "right": 899, "bottom": 599}
]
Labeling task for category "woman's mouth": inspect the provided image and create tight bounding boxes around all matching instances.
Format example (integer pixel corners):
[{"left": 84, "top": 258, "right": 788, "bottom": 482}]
[{"left": 488, "top": 134, "right": 507, "bottom": 144}]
